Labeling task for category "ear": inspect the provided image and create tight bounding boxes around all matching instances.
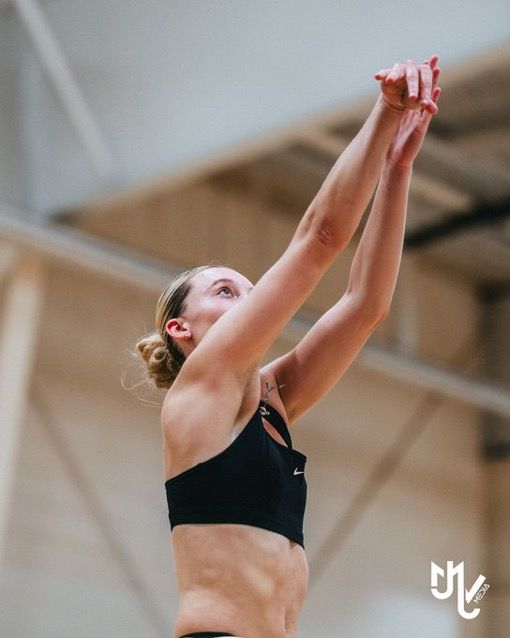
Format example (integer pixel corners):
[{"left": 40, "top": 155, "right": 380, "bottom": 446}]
[{"left": 166, "top": 318, "right": 191, "bottom": 342}]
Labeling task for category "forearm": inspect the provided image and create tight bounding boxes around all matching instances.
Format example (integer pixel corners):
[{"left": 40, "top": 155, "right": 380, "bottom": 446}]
[
  {"left": 346, "top": 160, "right": 412, "bottom": 317},
  {"left": 296, "top": 95, "right": 405, "bottom": 249}
]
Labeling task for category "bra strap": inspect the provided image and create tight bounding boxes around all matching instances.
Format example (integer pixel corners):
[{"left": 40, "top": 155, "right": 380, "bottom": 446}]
[{"left": 259, "top": 402, "right": 293, "bottom": 449}]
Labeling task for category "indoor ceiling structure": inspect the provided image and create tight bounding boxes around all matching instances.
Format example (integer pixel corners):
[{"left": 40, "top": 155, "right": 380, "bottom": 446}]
[
  {"left": 1, "top": 41, "right": 508, "bottom": 437},
  {"left": 54, "top": 43, "right": 510, "bottom": 292},
  {"left": 42, "top": 42, "right": 509, "bottom": 464}
]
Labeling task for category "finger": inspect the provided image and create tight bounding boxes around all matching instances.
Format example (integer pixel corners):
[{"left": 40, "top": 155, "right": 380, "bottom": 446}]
[
  {"left": 429, "top": 55, "right": 439, "bottom": 69},
  {"left": 432, "top": 66, "right": 440, "bottom": 90},
  {"left": 430, "top": 69, "right": 440, "bottom": 99},
  {"left": 384, "top": 62, "right": 404, "bottom": 83},
  {"left": 405, "top": 60, "right": 419, "bottom": 100},
  {"left": 416, "top": 99, "right": 436, "bottom": 126},
  {"left": 423, "top": 87, "right": 440, "bottom": 115},
  {"left": 421, "top": 110, "right": 434, "bottom": 131},
  {"left": 374, "top": 67, "right": 393, "bottom": 80},
  {"left": 420, "top": 87, "right": 441, "bottom": 119},
  {"left": 422, "top": 55, "right": 439, "bottom": 70},
  {"left": 419, "top": 63, "right": 434, "bottom": 111}
]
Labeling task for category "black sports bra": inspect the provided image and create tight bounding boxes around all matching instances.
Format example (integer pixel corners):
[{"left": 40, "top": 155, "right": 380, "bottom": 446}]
[{"left": 164, "top": 401, "right": 307, "bottom": 548}]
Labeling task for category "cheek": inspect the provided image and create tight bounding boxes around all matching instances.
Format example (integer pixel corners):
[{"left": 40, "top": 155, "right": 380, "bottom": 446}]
[
  {"left": 195, "top": 295, "right": 237, "bottom": 325},
  {"left": 210, "top": 299, "right": 239, "bottom": 322},
  {"left": 200, "top": 298, "right": 227, "bottom": 322}
]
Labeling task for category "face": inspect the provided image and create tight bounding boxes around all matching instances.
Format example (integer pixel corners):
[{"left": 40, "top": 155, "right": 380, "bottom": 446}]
[{"left": 166, "top": 267, "right": 254, "bottom": 355}]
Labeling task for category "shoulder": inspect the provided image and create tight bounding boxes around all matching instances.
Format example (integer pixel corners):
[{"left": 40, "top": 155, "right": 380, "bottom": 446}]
[{"left": 160, "top": 365, "right": 255, "bottom": 451}]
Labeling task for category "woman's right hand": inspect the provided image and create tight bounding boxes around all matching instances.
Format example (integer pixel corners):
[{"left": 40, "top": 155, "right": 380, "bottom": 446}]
[{"left": 375, "top": 55, "right": 439, "bottom": 114}]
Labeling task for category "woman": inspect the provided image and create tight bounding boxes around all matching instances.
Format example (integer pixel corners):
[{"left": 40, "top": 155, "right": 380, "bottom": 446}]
[{"left": 136, "top": 56, "right": 441, "bottom": 638}]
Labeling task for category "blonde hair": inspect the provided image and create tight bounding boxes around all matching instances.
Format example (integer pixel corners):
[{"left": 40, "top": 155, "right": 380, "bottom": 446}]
[{"left": 135, "top": 262, "right": 225, "bottom": 389}]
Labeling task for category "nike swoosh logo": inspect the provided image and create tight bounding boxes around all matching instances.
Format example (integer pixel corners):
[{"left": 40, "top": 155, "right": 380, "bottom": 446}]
[{"left": 293, "top": 468, "right": 304, "bottom": 475}]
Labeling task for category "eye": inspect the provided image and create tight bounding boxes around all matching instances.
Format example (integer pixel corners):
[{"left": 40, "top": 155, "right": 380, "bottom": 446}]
[{"left": 217, "top": 286, "right": 233, "bottom": 296}]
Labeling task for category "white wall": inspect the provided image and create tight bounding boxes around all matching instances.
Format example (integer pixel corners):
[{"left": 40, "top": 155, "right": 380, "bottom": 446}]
[{"left": 1, "top": 0, "right": 509, "bottom": 213}]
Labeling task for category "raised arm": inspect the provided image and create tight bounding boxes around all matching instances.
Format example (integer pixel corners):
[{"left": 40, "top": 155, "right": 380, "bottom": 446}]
[
  {"left": 347, "top": 64, "right": 441, "bottom": 316},
  {"left": 306, "top": 58, "right": 437, "bottom": 252},
  {"left": 173, "top": 58, "right": 437, "bottom": 393},
  {"left": 262, "top": 59, "right": 441, "bottom": 423}
]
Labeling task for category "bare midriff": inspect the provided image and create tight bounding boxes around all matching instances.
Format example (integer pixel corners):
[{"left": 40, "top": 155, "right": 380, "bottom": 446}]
[{"left": 171, "top": 522, "right": 308, "bottom": 638}]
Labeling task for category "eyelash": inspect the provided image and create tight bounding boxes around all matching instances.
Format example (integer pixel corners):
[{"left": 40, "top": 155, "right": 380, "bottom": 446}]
[{"left": 217, "top": 287, "right": 233, "bottom": 296}]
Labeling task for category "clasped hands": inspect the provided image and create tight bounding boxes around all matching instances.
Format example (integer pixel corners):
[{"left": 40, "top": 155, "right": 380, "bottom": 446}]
[{"left": 375, "top": 55, "right": 440, "bottom": 114}]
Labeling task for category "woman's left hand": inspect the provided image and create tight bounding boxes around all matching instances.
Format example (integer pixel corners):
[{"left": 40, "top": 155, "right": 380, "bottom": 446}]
[
  {"left": 385, "top": 64, "right": 441, "bottom": 168},
  {"left": 375, "top": 55, "right": 439, "bottom": 114}
]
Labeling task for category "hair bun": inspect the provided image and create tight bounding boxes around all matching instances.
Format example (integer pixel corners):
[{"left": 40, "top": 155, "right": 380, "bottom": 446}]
[{"left": 135, "top": 333, "right": 175, "bottom": 388}]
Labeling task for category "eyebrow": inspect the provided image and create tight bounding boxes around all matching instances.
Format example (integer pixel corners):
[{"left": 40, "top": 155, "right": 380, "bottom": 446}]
[{"left": 207, "top": 278, "right": 253, "bottom": 292}]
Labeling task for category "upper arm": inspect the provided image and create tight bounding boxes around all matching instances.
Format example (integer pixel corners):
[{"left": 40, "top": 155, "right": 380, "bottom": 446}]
[
  {"left": 261, "top": 292, "right": 385, "bottom": 424},
  {"left": 177, "top": 230, "right": 338, "bottom": 386}
]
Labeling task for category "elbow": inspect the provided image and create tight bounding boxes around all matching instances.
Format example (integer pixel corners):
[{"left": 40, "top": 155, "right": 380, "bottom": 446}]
[
  {"left": 299, "top": 205, "right": 350, "bottom": 253},
  {"left": 360, "top": 305, "right": 389, "bottom": 328},
  {"left": 349, "top": 292, "right": 391, "bottom": 326},
  {"left": 315, "top": 220, "right": 340, "bottom": 247},
  {"left": 370, "top": 303, "right": 391, "bottom": 326},
  {"left": 373, "top": 305, "right": 390, "bottom": 324},
  {"left": 309, "top": 219, "right": 351, "bottom": 256}
]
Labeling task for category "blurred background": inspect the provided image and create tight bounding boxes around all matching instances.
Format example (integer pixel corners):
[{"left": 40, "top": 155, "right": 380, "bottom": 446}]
[{"left": 0, "top": 1, "right": 509, "bottom": 637}]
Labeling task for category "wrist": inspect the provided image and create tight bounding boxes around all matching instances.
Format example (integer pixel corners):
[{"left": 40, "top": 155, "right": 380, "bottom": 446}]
[
  {"left": 377, "top": 94, "right": 406, "bottom": 116},
  {"left": 383, "top": 158, "right": 414, "bottom": 176}
]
